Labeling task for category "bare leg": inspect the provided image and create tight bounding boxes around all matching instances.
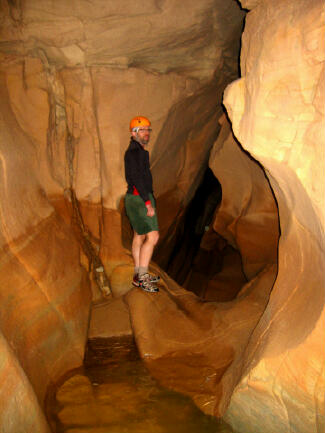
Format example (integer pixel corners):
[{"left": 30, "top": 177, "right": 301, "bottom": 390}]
[
  {"left": 139, "top": 230, "right": 159, "bottom": 269},
  {"left": 132, "top": 232, "right": 145, "bottom": 268}
]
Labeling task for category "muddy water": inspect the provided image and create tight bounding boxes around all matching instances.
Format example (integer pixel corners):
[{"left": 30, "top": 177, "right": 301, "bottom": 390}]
[{"left": 47, "top": 336, "right": 235, "bottom": 433}]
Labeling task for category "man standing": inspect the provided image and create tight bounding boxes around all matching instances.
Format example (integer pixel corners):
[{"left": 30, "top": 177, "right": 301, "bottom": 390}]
[{"left": 124, "top": 116, "right": 160, "bottom": 293}]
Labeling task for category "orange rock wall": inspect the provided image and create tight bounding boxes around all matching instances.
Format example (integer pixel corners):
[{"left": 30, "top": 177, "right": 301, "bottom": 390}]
[
  {"left": 0, "top": 72, "right": 91, "bottom": 431},
  {"left": 223, "top": 0, "right": 325, "bottom": 431},
  {"left": 0, "top": 0, "right": 245, "bottom": 246},
  {"left": 0, "top": 333, "right": 50, "bottom": 433},
  {"left": 0, "top": 1, "right": 245, "bottom": 431},
  {"left": 3, "top": 0, "right": 321, "bottom": 432}
]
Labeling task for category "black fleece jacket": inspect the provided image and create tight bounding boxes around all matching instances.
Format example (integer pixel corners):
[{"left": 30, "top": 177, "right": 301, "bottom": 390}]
[{"left": 124, "top": 138, "right": 153, "bottom": 203}]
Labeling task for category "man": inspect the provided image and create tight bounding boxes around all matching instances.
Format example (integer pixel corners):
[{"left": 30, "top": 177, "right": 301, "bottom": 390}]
[{"left": 124, "top": 116, "right": 160, "bottom": 293}]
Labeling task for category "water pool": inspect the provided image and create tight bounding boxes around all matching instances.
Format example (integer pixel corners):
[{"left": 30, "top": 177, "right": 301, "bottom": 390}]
[{"left": 46, "top": 336, "right": 235, "bottom": 433}]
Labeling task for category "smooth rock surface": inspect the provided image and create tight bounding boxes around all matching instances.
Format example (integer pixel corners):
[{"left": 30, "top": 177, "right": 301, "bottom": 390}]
[
  {"left": 0, "top": 0, "right": 244, "bottom": 81},
  {"left": 126, "top": 264, "right": 277, "bottom": 416},
  {"left": 223, "top": 0, "right": 325, "bottom": 432},
  {"left": 0, "top": 333, "right": 50, "bottom": 433},
  {"left": 0, "top": 0, "right": 245, "bottom": 256},
  {"left": 0, "top": 2, "right": 245, "bottom": 431},
  {"left": 0, "top": 72, "right": 91, "bottom": 431},
  {"left": 88, "top": 297, "right": 132, "bottom": 339},
  {"left": 1, "top": 1, "right": 324, "bottom": 433},
  {"left": 209, "top": 113, "right": 279, "bottom": 279}
]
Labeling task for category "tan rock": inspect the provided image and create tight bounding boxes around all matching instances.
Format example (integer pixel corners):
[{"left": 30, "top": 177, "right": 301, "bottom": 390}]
[
  {"left": 88, "top": 297, "right": 132, "bottom": 340},
  {"left": 109, "top": 264, "right": 134, "bottom": 298},
  {"left": 224, "top": 0, "right": 325, "bottom": 225},
  {"left": 209, "top": 113, "right": 279, "bottom": 279},
  {"left": 0, "top": 333, "right": 50, "bottom": 433},
  {"left": 0, "top": 71, "right": 91, "bottom": 432},
  {"left": 0, "top": 0, "right": 244, "bottom": 81},
  {"left": 151, "top": 79, "right": 224, "bottom": 260},
  {"left": 5, "top": 1, "right": 323, "bottom": 432},
  {"left": 222, "top": 0, "right": 325, "bottom": 432},
  {"left": 0, "top": 0, "right": 245, "bottom": 261},
  {"left": 90, "top": 66, "right": 202, "bottom": 210},
  {"left": 125, "top": 264, "right": 277, "bottom": 416}
]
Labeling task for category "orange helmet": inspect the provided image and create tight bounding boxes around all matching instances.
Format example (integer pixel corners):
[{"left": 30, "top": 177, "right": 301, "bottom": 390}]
[{"left": 129, "top": 116, "right": 151, "bottom": 132}]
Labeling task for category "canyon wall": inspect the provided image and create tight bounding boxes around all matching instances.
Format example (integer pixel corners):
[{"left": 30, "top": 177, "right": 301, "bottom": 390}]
[
  {"left": 0, "top": 71, "right": 91, "bottom": 431},
  {"left": 0, "top": 1, "right": 245, "bottom": 431},
  {"left": 127, "top": 1, "right": 325, "bottom": 433},
  {"left": 0, "top": 0, "right": 245, "bottom": 264},
  {"left": 0, "top": 0, "right": 324, "bottom": 432},
  {"left": 209, "top": 114, "right": 279, "bottom": 280},
  {"left": 223, "top": 0, "right": 325, "bottom": 432}
]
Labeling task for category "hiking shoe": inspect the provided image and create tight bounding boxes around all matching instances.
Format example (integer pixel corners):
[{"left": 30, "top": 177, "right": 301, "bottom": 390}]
[
  {"left": 132, "top": 274, "right": 140, "bottom": 287},
  {"left": 138, "top": 273, "right": 159, "bottom": 293},
  {"left": 132, "top": 273, "right": 160, "bottom": 287},
  {"left": 147, "top": 273, "right": 160, "bottom": 283}
]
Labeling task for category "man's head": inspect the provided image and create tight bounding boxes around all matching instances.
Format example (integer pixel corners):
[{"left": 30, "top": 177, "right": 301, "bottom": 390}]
[{"left": 130, "top": 116, "right": 152, "bottom": 146}]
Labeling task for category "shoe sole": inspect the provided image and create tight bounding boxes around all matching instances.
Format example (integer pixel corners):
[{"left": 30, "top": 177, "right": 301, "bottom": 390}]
[
  {"left": 133, "top": 282, "right": 159, "bottom": 292},
  {"left": 140, "top": 286, "right": 159, "bottom": 293}
]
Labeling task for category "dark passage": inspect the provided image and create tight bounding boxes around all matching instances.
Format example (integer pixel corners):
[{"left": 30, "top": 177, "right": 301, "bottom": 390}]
[
  {"left": 155, "top": 168, "right": 222, "bottom": 283},
  {"left": 154, "top": 167, "right": 246, "bottom": 301}
]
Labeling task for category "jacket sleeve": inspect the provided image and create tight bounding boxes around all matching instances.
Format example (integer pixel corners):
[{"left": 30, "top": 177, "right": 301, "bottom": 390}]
[{"left": 125, "top": 149, "right": 150, "bottom": 203}]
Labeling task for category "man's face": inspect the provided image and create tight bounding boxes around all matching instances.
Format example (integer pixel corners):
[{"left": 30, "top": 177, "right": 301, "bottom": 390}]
[{"left": 134, "top": 127, "right": 152, "bottom": 146}]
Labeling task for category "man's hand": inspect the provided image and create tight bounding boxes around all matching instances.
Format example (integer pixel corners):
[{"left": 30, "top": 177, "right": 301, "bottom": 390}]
[{"left": 146, "top": 203, "right": 155, "bottom": 217}]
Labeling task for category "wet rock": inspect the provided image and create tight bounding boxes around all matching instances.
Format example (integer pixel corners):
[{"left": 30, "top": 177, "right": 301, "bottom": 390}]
[
  {"left": 88, "top": 297, "right": 132, "bottom": 339},
  {"left": 49, "top": 337, "right": 233, "bottom": 433}
]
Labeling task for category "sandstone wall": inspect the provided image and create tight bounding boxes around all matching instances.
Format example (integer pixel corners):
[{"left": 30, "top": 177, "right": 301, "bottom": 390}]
[
  {"left": 223, "top": 0, "right": 325, "bottom": 432},
  {"left": 0, "top": 333, "right": 50, "bottom": 433},
  {"left": 0, "top": 72, "right": 91, "bottom": 431},
  {"left": 209, "top": 114, "right": 279, "bottom": 279},
  {"left": 3, "top": 0, "right": 322, "bottom": 432},
  {"left": 0, "top": 1, "right": 245, "bottom": 431},
  {"left": 0, "top": 0, "right": 245, "bottom": 253}
]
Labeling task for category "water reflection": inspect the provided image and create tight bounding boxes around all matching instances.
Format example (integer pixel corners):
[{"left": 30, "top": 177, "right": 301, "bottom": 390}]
[{"left": 47, "top": 336, "right": 234, "bottom": 433}]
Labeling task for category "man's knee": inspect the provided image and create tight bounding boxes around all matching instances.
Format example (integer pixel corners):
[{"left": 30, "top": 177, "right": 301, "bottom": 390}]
[
  {"left": 147, "top": 230, "right": 159, "bottom": 245},
  {"left": 133, "top": 232, "right": 145, "bottom": 244}
]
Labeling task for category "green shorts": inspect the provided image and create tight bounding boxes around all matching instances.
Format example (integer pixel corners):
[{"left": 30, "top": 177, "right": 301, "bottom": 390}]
[{"left": 125, "top": 193, "right": 159, "bottom": 235}]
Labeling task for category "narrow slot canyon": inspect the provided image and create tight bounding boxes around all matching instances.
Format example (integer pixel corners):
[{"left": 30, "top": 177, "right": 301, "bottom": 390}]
[{"left": 0, "top": 1, "right": 324, "bottom": 433}]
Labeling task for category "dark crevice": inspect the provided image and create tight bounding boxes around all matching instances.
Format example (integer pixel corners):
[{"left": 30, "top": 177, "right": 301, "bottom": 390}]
[{"left": 154, "top": 167, "right": 224, "bottom": 287}]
